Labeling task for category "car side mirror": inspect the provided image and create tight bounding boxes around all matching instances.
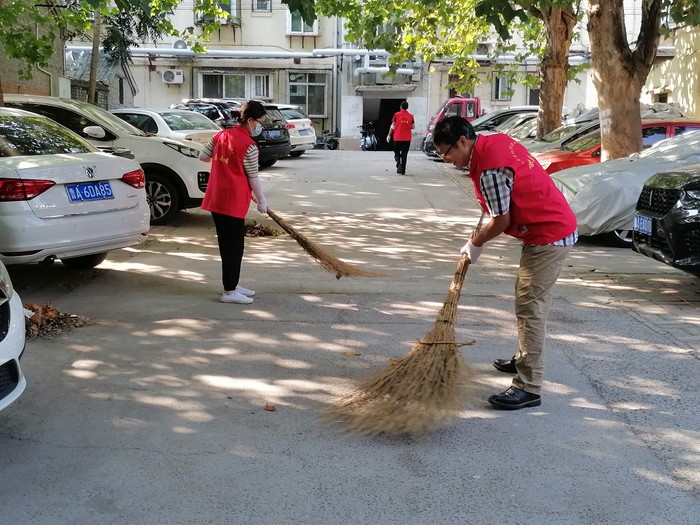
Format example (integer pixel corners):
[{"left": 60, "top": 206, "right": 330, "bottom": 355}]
[
  {"left": 83, "top": 126, "right": 106, "bottom": 139},
  {"left": 592, "top": 148, "right": 601, "bottom": 158}
]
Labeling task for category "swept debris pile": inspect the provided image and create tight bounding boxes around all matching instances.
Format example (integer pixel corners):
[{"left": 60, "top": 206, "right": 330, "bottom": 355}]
[
  {"left": 24, "top": 303, "right": 90, "bottom": 339},
  {"left": 245, "top": 221, "right": 281, "bottom": 237}
]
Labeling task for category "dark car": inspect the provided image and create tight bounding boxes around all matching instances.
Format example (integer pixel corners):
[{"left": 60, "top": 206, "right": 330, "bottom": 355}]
[
  {"left": 422, "top": 105, "right": 539, "bottom": 158},
  {"left": 172, "top": 98, "right": 291, "bottom": 168},
  {"left": 632, "top": 163, "right": 700, "bottom": 276}
]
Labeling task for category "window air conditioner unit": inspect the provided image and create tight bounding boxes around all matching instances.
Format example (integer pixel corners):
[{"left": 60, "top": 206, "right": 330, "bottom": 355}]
[{"left": 162, "top": 69, "right": 184, "bottom": 85}]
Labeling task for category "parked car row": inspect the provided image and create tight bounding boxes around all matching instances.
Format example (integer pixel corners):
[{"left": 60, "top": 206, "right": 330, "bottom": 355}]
[{"left": 422, "top": 105, "right": 540, "bottom": 158}]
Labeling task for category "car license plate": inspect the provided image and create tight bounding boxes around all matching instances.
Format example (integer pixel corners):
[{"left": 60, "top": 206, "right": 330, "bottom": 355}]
[
  {"left": 266, "top": 130, "right": 281, "bottom": 138},
  {"left": 66, "top": 181, "right": 114, "bottom": 203},
  {"left": 634, "top": 213, "right": 652, "bottom": 235},
  {"left": 299, "top": 129, "right": 311, "bottom": 136}
]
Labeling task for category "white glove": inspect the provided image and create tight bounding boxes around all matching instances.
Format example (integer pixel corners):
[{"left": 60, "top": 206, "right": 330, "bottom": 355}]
[
  {"left": 386, "top": 135, "right": 391, "bottom": 143},
  {"left": 256, "top": 200, "right": 268, "bottom": 214},
  {"left": 460, "top": 240, "right": 483, "bottom": 264}
]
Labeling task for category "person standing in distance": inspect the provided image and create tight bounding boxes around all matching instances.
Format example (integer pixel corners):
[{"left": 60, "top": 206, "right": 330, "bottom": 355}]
[
  {"left": 433, "top": 115, "right": 578, "bottom": 410},
  {"left": 199, "top": 100, "right": 269, "bottom": 305},
  {"left": 387, "top": 101, "right": 415, "bottom": 175}
]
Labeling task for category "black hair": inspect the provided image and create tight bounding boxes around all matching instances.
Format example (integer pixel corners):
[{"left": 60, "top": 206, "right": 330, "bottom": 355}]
[
  {"left": 400, "top": 101, "right": 408, "bottom": 110},
  {"left": 433, "top": 116, "right": 476, "bottom": 147},
  {"left": 240, "top": 100, "right": 266, "bottom": 122}
]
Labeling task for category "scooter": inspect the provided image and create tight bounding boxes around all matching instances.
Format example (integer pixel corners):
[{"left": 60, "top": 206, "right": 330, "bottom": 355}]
[
  {"left": 359, "top": 122, "right": 378, "bottom": 151},
  {"left": 315, "top": 129, "right": 339, "bottom": 150}
]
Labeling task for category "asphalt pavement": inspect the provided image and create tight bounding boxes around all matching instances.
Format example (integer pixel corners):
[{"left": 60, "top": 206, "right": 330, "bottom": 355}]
[{"left": 2, "top": 149, "right": 699, "bottom": 524}]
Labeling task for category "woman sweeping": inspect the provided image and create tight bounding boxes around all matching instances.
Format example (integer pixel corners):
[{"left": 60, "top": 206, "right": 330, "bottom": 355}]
[{"left": 199, "top": 100, "right": 269, "bottom": 304}]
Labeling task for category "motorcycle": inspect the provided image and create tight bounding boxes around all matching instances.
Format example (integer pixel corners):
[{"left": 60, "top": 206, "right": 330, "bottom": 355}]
[
  {"left": 315, "top": 129, "right": 339, "bottom": 150},
  {"left": 359, "top": 122, "right": 378, "bottom": 151}
]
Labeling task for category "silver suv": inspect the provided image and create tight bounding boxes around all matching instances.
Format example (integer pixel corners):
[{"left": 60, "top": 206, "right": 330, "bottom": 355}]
[{"left": 4, "top": 95, "right": 210, "bottom": 224}]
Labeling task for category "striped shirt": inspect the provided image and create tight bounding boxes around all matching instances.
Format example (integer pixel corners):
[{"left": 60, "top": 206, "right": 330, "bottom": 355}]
[
  {"left": 203, "top": 139, "right": 259, "bottom": 178},
  {"left": 480, "top": 167, "right": 578, "bottom": 247}
]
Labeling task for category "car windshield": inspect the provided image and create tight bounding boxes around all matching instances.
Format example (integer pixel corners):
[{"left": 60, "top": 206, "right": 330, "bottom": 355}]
[
  {"left": 511, "top": 119, "right": 538, "bottom": 139},
  {"left": 280, "top": 108, "right": 308, "bottom": 120},
  {"left": 159, "top": 111, "right": 221, "bottom": 131},
  {"left": 562, "top": 129, "right": 601, "bottom": 152},
  {"left": 264, "top": 108, "right": 286, "bottom": 124},
  {"left": 638, "top": 129, "right": 700, "bottom": 158},
  {"left": 0, "top": 116, "right": 95, "bottom": 156},
  {"left": 540, "top": 123, "right": 584, "bottom": 143}
]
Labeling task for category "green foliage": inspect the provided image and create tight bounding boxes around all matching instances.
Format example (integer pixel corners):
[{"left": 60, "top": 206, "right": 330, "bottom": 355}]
[{"left": 0, "top": 0, "right": 60, "bottom": 79}]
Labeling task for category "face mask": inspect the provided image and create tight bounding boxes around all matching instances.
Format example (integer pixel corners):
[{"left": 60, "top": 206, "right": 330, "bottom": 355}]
[{"left": 251, "top": 122, "right": 263, "bottom": 137}]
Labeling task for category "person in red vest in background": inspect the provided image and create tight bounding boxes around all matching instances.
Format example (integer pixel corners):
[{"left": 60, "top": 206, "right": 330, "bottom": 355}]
[
  {"left": 387, "top": 100, "right": 415, "bottom": 175},
  {"left": 199, "top": 100, "right": 269, "bottom": 305},
  {"left": 433, "top": 115, "right": 578, "bottom": 411}
]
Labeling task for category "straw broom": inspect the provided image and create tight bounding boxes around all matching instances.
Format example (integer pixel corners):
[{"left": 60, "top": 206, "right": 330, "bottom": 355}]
[
  {"left": 324, "top": 212, "right": 486, "bottom": 435},
  {"left": 266, "top": 208, "right": 383, "bottom": 279}
]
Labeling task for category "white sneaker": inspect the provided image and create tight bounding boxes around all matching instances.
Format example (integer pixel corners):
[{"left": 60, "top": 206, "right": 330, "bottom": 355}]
[
  {"left": 220, "top": 291, "right": 254, "bottom": 304},
  {"left": 235, "top": 285, "right": 255, "bottom": 297}
]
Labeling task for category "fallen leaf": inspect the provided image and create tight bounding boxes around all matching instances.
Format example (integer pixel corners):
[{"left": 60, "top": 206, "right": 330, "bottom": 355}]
[
  {"left": 264, "top": 404, "right": 276, "bottom": 412},
  {"left": 343, "top": 351, "right": 362, "bottom": 357},
  {"left": 388, "top": 359, "right": 402, "bottom": 366}
]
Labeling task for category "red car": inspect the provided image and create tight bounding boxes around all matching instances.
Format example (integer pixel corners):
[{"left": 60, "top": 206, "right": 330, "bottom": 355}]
[{"left": 533, "top": 118, "right": 700, "bottom": 174}]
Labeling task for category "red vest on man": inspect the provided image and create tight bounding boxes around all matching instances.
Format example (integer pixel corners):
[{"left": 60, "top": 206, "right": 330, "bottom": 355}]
[
  {"left": 392, "top": 110, "right": 414, "bottom": 142},
  {"left": 469, "top": 133, "right": 577, "bottom": 245},
  {"left": 201, "top": 125, "right": 255, "bottom": 218}
]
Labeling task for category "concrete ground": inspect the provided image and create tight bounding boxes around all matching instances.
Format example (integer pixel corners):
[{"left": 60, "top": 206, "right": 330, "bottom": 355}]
[{"left": 2, "top": 150, "right": 699, "bottom": 524}]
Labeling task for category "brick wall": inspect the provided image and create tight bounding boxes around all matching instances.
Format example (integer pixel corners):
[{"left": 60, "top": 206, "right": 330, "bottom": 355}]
[{"left": 0, "top": 31, "right": 65, "bottom": 96}]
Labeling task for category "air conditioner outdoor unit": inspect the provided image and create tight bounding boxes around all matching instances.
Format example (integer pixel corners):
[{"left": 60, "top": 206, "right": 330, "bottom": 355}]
[{"left": 162, "top": 69, "right": 184, "bottom": 85}]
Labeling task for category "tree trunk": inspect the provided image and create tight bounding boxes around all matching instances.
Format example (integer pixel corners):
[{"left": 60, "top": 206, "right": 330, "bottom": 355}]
[
  {"left": 87, "top": 11, "right": 101, "bottom": 105},
  {"left": 0, "top": 72, "right": 4, "bottom": 106},
  {"left": 587, "top": 0, "right": 661, "bottom": 161},
  {"left": 537, "top": 7, "right": 576, "bottom": 139}
]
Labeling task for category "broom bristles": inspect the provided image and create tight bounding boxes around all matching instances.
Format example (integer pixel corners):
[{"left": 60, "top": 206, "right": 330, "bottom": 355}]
[
  {"left": 267, "top": 209, "right": 384, "bottom": 279},
  {"left": 325, "top": 255, "right": 475, "bottom": 436}
]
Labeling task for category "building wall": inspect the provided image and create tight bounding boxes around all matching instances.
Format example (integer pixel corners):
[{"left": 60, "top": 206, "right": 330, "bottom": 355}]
[
  {"left": 0, "top": 30, "right": 64, "bottom": 96},
  {"left": 643, "top": 27, "right": 700, "bottom": 118}
]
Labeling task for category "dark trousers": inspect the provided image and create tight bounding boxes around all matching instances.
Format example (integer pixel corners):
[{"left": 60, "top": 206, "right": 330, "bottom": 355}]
[
  {"left": 393, "top": 141, "right": 411, "bottom": 174},
  {"left": 211, "top": 212, "right": 246, "bottom": 292}
]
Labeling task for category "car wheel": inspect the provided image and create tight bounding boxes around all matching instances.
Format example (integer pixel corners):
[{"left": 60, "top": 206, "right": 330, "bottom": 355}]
[
  {"left": 61, "top": 252, "right": 108, "bottom": 270},
  {"left": 604, "top": 229, "right": 634, "bottom": 248},
  {"left": 289, "top": 151, "right": 304, "bottom": 157},
  {"left": 146, "top": 172, "right": 181, "bottom": 225},
  {"left": 259, "top": 159, "right": 277, "bottom": 169}
]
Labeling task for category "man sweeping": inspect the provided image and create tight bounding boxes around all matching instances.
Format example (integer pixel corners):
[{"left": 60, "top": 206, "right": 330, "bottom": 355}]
[{"left": 433, "top": 116, "right": 577, "bottom": 410}]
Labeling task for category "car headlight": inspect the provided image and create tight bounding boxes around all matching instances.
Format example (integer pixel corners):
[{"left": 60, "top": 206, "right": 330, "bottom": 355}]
[
  {"left": 0, "top": 262, "right": 14, "bottom": 302},
  {"left": 685, "top": 189, "right": 700, "bottom": 200},
  {"left": 164, "top": 142, "right": 201, "bottom": 158}
]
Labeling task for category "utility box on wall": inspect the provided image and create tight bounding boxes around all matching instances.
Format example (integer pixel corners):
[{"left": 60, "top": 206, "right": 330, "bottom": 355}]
[{"left": 52, "top": 76, "right": 72, "bottom": 98}]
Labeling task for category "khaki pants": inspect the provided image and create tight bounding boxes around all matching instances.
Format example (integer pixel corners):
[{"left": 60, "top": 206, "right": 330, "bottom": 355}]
[{"left": 511, "top": 244, "right": 573, "bottom": 394}]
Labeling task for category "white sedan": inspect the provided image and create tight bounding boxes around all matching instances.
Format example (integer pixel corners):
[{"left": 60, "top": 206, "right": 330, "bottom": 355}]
[
  {"left": 552, "top": 130, "right": 700, "bottom": 247},
  {"left": 111, "top": 108, "right": 222, "bottom": 144},
  {"left": 0, "top": 107, "right": 150, "bottom": 269},
  {"left": 0, "top": 260, "right": 26, "bottom": 412},
  {"left": 276, "top": 104, "right": 317, "bottom": 157}
]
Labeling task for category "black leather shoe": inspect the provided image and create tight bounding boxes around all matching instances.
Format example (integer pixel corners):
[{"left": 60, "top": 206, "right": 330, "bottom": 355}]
[
  {"left": 488, "top": 386, "right": 541, "bottom": 410},
  {"left": 493, "top": 356, "right": 516, "bottom": 374}
]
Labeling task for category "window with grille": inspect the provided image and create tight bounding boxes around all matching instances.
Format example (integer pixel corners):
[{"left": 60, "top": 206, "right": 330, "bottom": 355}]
[
  {"left": 288, "top": 72, "right": 327, "bottom": 117},
  {"left": 287, "top": 9, "right": 318, "bottom": 35},
  {"left": 253, "top": 0, "right": 271, "bottom": 13},
  {"left": 493, "top": 75, "right": 512, "bottom": 101},
  {"left": 202, "top": 73, "right": 270, "bottom": 99}
]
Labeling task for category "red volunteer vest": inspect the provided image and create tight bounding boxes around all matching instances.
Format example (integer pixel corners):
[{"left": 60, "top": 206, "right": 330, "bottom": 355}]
[
  {"left": 392, "top": 110, "right": 414, "bottom": 141},
  {"left": 201, "top": 125, "right": 256, "bottom": 219},
  {"left": 469, "top": 133, "right": 577, "bottom": 245}
]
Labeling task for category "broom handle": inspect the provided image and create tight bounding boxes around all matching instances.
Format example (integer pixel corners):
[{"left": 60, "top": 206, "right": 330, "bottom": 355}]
[{"left": 437, "top": 211, "right": 486, "bottom": 321}]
